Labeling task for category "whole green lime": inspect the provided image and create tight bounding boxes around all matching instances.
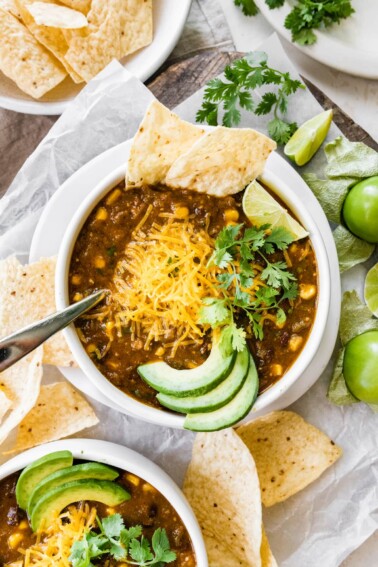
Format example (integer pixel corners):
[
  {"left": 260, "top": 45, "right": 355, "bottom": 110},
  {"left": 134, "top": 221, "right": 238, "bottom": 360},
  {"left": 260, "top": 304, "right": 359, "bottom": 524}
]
[
  {"left": 342, "top": 176, "right": 378, "bottom": 243},
  {"left": 343, "top": 330, "right": 378, "bottom": 403}
]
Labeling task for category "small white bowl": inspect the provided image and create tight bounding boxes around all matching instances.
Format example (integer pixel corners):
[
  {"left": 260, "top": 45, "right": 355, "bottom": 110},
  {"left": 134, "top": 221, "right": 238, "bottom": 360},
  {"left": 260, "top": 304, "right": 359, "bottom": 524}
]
[
  {"left": 0, "top": 438, "right": 208, "bottom": 566},
  {"left": 56, "top": 164, "right": 331, "bottom": 428}
]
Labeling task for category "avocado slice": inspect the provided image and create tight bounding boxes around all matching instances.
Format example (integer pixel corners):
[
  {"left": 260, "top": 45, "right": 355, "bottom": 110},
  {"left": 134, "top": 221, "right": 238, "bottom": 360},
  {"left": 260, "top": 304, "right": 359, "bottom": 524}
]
[
  {"left": 138, "top": 330, "right": 236, "bottom": 397},
  {"left": 184, "top": 354, "right": 259, "bottom": 431},
  {"left": 16, "top": 450, "right": 73, "bottom": 511},
  {"left": 157, "top": 347, "right": 249, "bottom": 413},
  {"left": 30, "top": 479, "right": 130, "bottom": 532},
  {"left": 28, "top": 462, "right": 119, "bottom": 516}
]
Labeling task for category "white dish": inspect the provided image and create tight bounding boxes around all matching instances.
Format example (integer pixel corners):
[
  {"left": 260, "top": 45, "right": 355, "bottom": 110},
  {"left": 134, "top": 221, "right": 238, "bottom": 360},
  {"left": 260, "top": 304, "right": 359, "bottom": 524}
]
[
  {"left": 254, "top": 0, "right": 378, "bottom": 79},
  {"left": 0, "top": 0, "right": 192, "bottom": 115},
  {"left": 30, "top": 141, "right": 341, "bottom": 425},
  {"left": 0, "top": 438, "right": 208, "bottom": 566},
  {"left": 54, "top": 154, "right": 330, "bottom": 429}
]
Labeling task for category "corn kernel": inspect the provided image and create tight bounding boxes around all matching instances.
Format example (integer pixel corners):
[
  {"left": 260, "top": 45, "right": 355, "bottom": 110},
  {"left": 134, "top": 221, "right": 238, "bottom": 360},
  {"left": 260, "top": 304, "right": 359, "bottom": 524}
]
[
  {"left": 126, "top": 473, "right": 140, "bottom": 486},
  {"left": 142, "top": 482, "right": 156, "bottom": 493},
  {"left": 299, "top": 284, "right": 317, "bottom": 300},
  {"left": 106, "top": 188, "right": 122, "bottom": 205},
  {"left": 71, "top": 274, "right": 82, "bottom": 285},
  {"left": 289, "top": 334, "right": 303, "bottom": 352},
  {"left": 106, "top": 507, "right": 116, "bottom": 515},
  {"left": 73, "top": 292, "right": 83, "bottom": 302},
  {"left": 86, "top": 343, "right": 97, "bottom": 354},
  {"left": 270, "top": 364, "right": 283, "bottom": 377},
  {"left": 175, "top": 206, "right": 189, "bottom": 219},
  {"left": 96, "top": 207, "right": 108, "bottom": 221},
  {"left": 8, "top": 532, "right": 23, "bottom": 549},
  {"left": 224, "top": 209, "right": 239, "bottom": 222},
  {"left": 19, "top": 520, "right": 29, "bottom": 530},
  {"left": 155, "top": 346, "right": 165, "bottom": 357},
  {"left": 226, "top": 220, "right": 238, "bottom": 227},
  {"left": 94, "top": 256, "right": 106, "bottom": 269}
]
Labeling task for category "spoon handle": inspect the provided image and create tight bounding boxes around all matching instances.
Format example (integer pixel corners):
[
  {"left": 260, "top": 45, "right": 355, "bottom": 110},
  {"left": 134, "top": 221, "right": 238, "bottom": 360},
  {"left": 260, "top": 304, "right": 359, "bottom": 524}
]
[{"left": 0, "top": 290, "right": 106, "bottom": 373}]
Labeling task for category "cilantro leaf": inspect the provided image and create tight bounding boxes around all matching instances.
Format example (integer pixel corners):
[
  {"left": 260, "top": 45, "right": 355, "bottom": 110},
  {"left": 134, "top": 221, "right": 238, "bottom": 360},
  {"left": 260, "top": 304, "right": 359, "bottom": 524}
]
[
  {"left": 261, "top": 260, "right": 296, "bottom": 289},
  {"left": 152, "top": 528, "right": 177, "bottom": 563},
  {"left": 102, "top": 513, "right": 124, "bottom": 539},
  {"left": 129, "top": 536, "right": 154, "bottom": 564},
  {"left": 199, "top": 298, "right": 231, "bottom": 327},
  {"left": 284, "top": 0, "right": 354, "bottom": 46},
  {"left": 196, "top": 52, "right": 305, "bottom": 144},
  {"left": 234, "top": 0, "right": 259, "bottom": 16}
]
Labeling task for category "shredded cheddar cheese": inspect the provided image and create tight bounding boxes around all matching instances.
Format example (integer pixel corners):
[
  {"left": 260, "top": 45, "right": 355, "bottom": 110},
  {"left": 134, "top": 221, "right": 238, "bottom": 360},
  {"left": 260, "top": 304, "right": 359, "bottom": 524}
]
[
  {"left": 111, "top": 213, "right": 221, "bottom": 355},
  {"left": 19, "top": 504, "right": 97, "bottom": 566}
]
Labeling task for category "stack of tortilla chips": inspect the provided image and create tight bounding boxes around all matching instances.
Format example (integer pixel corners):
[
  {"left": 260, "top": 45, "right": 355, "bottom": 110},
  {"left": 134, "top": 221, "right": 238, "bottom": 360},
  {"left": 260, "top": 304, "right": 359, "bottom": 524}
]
[{"left": 0, "top": 0, "right": 153, "bottom": 98}]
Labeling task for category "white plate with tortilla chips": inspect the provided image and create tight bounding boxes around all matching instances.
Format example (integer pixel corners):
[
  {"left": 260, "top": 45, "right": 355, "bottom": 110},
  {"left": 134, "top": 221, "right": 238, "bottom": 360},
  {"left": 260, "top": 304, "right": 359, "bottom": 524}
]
[
  {"left": 30, "top": 128, "right": 341, "bottom": 424},
  {"left": 0, "top": 0, "right": 192, "bottom": 115}
]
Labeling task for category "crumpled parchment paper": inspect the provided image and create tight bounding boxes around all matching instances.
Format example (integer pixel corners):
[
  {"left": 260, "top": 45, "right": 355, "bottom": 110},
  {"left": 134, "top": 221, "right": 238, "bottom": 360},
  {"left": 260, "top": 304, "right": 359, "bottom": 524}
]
[{"left": 0, "top": 33, "right": 377, "bottom": 567}]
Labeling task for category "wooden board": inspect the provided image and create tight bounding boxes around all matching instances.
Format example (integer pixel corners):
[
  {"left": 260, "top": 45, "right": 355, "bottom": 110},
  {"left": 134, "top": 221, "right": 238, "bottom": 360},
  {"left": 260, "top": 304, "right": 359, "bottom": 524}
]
[{"left": 148, "top": 50, "right": 378, "bottom": 151}]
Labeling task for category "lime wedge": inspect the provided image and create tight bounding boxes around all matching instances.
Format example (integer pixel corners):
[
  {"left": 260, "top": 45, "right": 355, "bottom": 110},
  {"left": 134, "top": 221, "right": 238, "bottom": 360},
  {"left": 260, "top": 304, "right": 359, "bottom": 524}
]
[
  {"left": 284, "top": 109, "right": 333, "bottom": 166},
  {"left": 365, "top": 263, "right": 378, "bottom": 317},
  {"left": 242, "top": 180, "right": 309, "bottom": 241}
]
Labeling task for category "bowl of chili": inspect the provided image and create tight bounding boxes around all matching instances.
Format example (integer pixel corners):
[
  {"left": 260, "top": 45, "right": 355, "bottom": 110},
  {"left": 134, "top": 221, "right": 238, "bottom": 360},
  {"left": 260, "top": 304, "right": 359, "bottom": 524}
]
[
  {"left": 55, "top": 157, "right": 331, "bottom": 429},
  {"left": 0, "top": 438, "right": 207, "bottom": 566}
]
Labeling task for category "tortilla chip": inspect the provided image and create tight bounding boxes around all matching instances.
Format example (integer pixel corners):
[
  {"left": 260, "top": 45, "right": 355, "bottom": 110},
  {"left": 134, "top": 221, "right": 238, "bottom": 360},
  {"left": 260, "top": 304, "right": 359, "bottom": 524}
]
[
  {"left": 0, "top": 349, "right": 43, "bottom": 446},
  {"left": 27, "top": 2, "right": 88, "bottom": 28},
  {"left": 0, "top": 256, "right": 75, "bottom": 367},
  {"left": 119, "top": 0, "right": 152, "bottom": 58},
  {"left": 126, "top": 101, "right": 205, "bottom": 188},
  {"left": 166, "top": 127, "right": 277, "bottom": 197},
  {"left": 0, "top": 389, "right": 12, "bottom": 423},
  {"left": 64, "top": 0, "right": 122, "bottom": 82},
  {"left": 0, "top": 7, "right": 66, "bottom": 98},
  {"left": 0, "top": 0, "right": 21, "bottom": 18},
  {"left": 237, "top": 411, "right": 342, "bottom": 507},
  {"left": 184, "top": 429, "right": 262, "bottom": 567},
  {"left": 261, "top": 528, "right": 277, "bottom": 567},
  {"left": 5, "top": 382, "right": 99, "bottom": 454},
  {"left": 59, "top": 0, "right": 91, "bottom": 13},
  {"left": 15, "top": 0, "right": 83, "bottom": 83}
]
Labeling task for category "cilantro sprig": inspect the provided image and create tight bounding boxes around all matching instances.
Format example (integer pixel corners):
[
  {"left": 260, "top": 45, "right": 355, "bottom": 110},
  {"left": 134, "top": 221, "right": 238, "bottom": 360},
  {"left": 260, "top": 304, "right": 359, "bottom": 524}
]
[
  {"left": 196, "top": 52, "right": 304, "bottom": 145},
  {"left": 199, "top": 223, "right": 297, "bottom": 350},
  {"left": 70, "top": 513, "right": 176, "bottom": 567},
  {"left": 234, "top": 0, "right": 354, "bottom": 46}
]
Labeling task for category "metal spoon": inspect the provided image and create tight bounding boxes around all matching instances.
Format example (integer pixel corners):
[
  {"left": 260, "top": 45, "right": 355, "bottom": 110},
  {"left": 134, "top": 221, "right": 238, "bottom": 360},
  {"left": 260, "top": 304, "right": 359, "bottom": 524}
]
[{"left": 0, "top": 290, "right": 107, "bottom": 373}]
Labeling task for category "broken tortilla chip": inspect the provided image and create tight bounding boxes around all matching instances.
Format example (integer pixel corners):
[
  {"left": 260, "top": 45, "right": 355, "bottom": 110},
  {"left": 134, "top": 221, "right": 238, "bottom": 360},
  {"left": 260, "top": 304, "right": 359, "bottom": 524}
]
[
  {"left": 237, "top": 411, "right": 342, "bottom": 507},
  {"left": 5, "top": 382, "right": 99, "bottom": 454},
  {"left": 27, "top": 1, "right": 88, "bottom": 28},
  {"left": 15, "top": 0, "right": 83, "bottom": 83},
  {"left": 0, "top": 256, "right": 75, "bottom": 367},
  {"left": 0, "top": 389, "right": 12, "bottom": 423},
  {"left": 184, "top": 429, "right": 262, "bottom": 567},
  {"left": 126, "top": 100, "right": 205, "bottom": 188},
  {"left": 64, "top": 0, "right": 122, "bottom": 82},
  {"left": 118, "top": 0, "right": 152, "bottom": 58},
  {"left": 166, "top": 126, "right": 276, "bottom": 197},
  {"left": 0, "top": 349, "right": 43, "bottom": 446},
  {"left": 0, "top": 7, "right": 66, "bottom": 98}
]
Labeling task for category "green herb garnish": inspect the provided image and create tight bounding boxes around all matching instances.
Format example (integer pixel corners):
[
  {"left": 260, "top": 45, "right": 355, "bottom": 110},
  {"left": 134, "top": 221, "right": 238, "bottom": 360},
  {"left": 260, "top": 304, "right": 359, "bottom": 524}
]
[
  {"left": 199, "top": 223, "right": 297, "bottom": 350},
  {"left": 233, "top": 0, "right": 354, "bottom": 46},
  {"left": 196, "top": 52, "right": 304, "bottom": 145},
  {"left": 70, "top": 513, "right": 176, "bottom": 566}
]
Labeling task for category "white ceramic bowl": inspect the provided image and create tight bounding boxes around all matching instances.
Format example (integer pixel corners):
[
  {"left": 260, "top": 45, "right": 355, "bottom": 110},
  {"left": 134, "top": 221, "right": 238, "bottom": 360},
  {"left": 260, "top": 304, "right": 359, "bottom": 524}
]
[
  {"left": 0, "top": 438, "right": 208, "bottom": 566},
  {"left": 56, "top": 163, "right": 331, "bottom": 429}
]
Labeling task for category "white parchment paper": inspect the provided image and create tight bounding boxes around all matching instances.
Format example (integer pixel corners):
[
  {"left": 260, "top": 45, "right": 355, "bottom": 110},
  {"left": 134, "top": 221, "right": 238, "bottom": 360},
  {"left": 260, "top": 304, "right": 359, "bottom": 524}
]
[{"left": 0, "top": 34, "right": 377, "bottom": 566}]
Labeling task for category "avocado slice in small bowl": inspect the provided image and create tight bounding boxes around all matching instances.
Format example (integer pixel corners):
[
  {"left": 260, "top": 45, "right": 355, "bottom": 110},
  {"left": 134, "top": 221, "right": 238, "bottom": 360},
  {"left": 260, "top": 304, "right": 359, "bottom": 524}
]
[
  {"left": 30, "top": 478, "right": 130, "bottom": 532},
  {"left": 27, "top": 461, "right": 119, "bottom": 517},
  {"left": 16, "top": 450, "right": 73, "bottom": 511}
]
